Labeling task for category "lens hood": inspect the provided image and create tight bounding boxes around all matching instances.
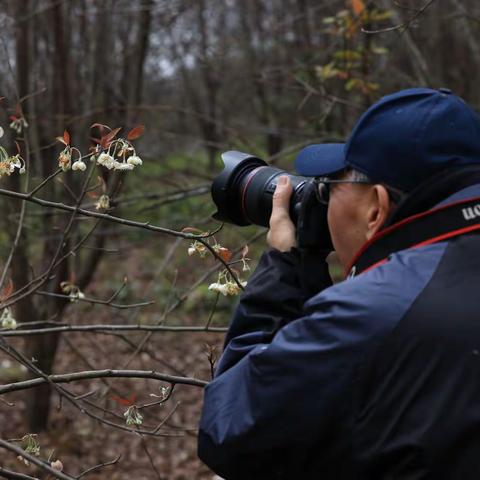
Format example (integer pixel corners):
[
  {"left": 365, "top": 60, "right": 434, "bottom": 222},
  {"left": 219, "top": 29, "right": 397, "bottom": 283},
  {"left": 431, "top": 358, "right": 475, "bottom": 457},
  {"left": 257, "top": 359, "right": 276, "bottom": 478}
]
[{"left": 211, "top": 151, "right": 267, "bottom": 225}]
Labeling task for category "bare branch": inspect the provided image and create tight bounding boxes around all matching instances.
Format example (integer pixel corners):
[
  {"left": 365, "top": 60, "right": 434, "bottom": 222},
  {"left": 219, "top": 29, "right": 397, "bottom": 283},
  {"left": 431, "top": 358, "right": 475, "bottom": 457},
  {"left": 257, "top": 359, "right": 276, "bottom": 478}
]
[
  {"left": 0, "top": 438, "right": 74, "bottom": 480},
  {"left": 0, "top": 466, "right": 38, "bottom": 480},
  {"left": 0, "top": 323, "right": 227, "bottom": 336},
  {"left": 0, "top": 186, "right": 216, "bottom": 239},
  {"left": 0, "top": 369, "right": 207, "bottom": 394}
]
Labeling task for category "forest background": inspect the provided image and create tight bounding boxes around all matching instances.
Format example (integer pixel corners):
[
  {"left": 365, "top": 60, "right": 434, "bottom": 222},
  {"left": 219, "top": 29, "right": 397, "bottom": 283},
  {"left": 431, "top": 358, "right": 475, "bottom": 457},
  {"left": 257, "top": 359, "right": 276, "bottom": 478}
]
[{"left": 0, "top": 0, "right": 476, "bottom": 478}]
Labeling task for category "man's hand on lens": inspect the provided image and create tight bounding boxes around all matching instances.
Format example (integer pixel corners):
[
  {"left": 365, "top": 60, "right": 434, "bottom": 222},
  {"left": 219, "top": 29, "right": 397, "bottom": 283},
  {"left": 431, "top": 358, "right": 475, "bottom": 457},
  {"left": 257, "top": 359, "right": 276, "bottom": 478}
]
[{"left": 267, "top": 176, "right": 297, "bottom": 252}]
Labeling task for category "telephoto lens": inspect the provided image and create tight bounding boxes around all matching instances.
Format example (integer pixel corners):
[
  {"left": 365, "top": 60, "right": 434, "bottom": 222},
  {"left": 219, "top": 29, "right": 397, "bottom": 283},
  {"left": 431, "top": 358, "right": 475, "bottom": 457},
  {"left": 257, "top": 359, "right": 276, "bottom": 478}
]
[
  {"left": 211, "top": 151, "right": 305, "bottom": 227},
  {"left": 211, "top": 151, "right": 333, "bottom": 251}
]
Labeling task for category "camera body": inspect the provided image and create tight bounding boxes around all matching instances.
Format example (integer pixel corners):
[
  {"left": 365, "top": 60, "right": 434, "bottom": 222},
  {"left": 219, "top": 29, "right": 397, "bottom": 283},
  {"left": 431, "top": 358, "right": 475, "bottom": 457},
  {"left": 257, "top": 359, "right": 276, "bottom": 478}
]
[{"left": 211, "top": 151, "right": 333, "bottom": 252}]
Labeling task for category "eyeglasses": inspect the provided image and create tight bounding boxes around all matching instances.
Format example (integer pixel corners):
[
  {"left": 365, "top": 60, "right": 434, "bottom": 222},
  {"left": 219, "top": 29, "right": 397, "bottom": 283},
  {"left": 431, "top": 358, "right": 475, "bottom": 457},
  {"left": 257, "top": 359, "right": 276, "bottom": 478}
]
[{"left": 313, "top": 177, "right": 371, "bottom": 205}]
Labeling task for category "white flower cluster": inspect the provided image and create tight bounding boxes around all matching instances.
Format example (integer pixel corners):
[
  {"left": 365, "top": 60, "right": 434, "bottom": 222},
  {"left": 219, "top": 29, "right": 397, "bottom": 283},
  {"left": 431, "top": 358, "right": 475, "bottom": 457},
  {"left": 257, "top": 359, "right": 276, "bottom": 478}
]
[
  {"left": 95, "top": 152, "right": 143, "bottom": 172},
  {"left": 58, "top": 146, "right": 87, "bottom": 172},
  {"left": 95, "top": 194, "right": 110, "bottom": 211},
  {"left": 10, "top": 116, "right": 28, "bottom": 135},
  {"left": 187, "top": 237, "right": 250, "bottom": 297},
  {"left": 1, "top": 307, "right": 17, "bottom": 329},
  {"left": 58, "top": 134, "right": 143, "bottom": 174},
  {"left": 60, "top": 281, "right": 85, "bottom": 302},
  {"left": 188, "top": 240, "right": 208, "bottom": 257},
  {"left": 0, "top": 143, "right": 26, "bottom": 179},
  {"left": 17, "top": 434, "right": 40, "bottom": 466},
  {"left": 124, "top": 405, "right": 143, "bottom": 426},
  {"left": 208, "top": 269, "right": 247, "bottom": 296},
  {"left": 208, "top": 280, "right": 247, "bottom": 296}
]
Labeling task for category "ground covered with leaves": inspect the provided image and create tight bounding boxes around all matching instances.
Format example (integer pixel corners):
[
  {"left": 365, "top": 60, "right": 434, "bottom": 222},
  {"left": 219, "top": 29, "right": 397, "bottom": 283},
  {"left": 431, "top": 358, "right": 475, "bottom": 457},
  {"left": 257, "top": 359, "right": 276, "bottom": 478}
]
[{"left": 0, "top": 241, "right": 234, "bottom": 479}]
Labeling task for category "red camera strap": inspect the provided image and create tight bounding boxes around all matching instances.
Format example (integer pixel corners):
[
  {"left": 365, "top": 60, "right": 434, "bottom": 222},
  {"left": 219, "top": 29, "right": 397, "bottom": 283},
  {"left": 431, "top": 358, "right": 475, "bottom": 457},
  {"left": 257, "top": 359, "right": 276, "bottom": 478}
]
[{"left": 348, "top": 195, "right": 480, "bottom": 277}]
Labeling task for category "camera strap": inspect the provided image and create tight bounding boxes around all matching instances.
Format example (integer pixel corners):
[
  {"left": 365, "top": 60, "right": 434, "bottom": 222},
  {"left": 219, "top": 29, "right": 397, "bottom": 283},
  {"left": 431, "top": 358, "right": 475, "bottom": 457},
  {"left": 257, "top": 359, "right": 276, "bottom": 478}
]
[{"left": 348, "top": 195, "right": 480, "bottom": 277}]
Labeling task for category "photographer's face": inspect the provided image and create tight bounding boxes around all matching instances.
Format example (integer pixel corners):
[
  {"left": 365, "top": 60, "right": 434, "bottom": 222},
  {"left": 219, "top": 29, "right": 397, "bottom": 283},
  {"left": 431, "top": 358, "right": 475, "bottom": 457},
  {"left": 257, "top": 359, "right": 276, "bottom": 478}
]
[{"left": 327, "top": 172, "right": 391, "bottom": 269}]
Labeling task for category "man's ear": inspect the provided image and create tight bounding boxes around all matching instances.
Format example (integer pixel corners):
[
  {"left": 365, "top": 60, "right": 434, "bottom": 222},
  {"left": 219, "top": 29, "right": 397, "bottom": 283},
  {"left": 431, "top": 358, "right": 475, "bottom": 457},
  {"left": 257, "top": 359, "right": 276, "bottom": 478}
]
[{"left": 366, "top": 185, "right": 391, "bottom": 240}]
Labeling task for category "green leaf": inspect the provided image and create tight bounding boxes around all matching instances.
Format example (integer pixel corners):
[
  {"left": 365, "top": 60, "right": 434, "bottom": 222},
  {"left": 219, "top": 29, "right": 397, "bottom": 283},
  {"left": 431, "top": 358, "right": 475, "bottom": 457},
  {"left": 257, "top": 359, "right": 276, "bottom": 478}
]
[
  {"left": 373, "top": 46, "right": 389, "bottom": 55},
  {"left": 345, "top": 78, "right": 359, "bottom": 91},
  {"left": 370, "top": 10, "right": 393, "bottom": 21},
  {"left": 322, "top": 16, "right": 336, "bottom": 24},
  {"left": 334, "top": 50, "right": 362, "bottom": 62}
]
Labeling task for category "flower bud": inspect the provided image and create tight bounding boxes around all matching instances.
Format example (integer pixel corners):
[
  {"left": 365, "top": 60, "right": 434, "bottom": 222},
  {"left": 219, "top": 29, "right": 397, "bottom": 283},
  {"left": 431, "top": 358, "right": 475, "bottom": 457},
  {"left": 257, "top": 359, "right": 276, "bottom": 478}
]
[
  {"left": 97, "top": 153, "right": 116, "bottom": 169},
  {"left": 114, "top": 162, "right": 134, "bottom": 171},
  {"left": 1, "top": 308, "right": 17, "bottom": 330},
  {"left": 51, "top": 459, "right": 64, "bottom": 471},
  {"left": 72, "top": 160, "right": 87, "bottom": 171},
  {"left": 127, "top": 155, "right": 142, "bottom": 166},
  {"left": 95, "top": 194, "right": 110, "bottom": 211}
]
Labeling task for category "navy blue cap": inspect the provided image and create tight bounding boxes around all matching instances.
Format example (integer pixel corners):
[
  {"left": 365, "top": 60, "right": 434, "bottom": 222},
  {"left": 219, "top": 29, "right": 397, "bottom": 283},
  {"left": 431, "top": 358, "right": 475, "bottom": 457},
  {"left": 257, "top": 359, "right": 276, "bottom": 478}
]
[{"left": 295, "top": 88, "right": 480, "bottom": 192}]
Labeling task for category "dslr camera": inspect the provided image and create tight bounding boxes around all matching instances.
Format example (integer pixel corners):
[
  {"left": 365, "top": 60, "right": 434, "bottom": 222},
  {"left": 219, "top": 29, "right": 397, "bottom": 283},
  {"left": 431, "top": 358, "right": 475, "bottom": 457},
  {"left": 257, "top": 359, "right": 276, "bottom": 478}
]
[{"left": 211, "top": 151, "right": 333, "bottom": 252}]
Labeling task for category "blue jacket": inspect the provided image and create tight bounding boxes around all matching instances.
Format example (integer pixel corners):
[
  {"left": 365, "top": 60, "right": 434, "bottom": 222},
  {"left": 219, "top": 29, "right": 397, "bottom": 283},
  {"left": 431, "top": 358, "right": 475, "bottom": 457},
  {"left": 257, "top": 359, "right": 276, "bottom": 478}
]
[{"left": 198, "top": 185, "right": 480, "bottom": 479}]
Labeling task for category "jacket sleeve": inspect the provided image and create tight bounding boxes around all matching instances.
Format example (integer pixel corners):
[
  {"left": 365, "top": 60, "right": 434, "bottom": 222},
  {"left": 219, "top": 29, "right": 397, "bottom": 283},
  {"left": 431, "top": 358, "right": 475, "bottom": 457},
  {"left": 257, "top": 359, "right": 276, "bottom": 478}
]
[
  {"left": 218, "top": 247, "right": 332, "bottom": 374},
  {"left": 198, "top": 248, "right": 358, "bottom": 478}
]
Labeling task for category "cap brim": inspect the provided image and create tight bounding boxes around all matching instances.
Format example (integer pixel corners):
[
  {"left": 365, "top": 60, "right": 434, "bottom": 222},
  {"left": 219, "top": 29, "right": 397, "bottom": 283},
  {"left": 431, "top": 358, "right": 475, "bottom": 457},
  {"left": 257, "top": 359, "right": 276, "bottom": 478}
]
[{"left": 295, "top": 143, "right": 346, "bottom": 177}]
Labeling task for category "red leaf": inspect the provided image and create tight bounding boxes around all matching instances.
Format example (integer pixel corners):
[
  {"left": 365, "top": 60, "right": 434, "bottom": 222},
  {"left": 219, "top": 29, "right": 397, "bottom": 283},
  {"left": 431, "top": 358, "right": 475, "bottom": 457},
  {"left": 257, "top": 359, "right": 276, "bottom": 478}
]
[
  {"left": 63, "top": 130, "right": 70, "bottom": 146},
  {"left": 351, "top": 0, "right": 365, "bottom": 16},
  {"left": 87, "top": 191, "right": 99, "bottom": 199},
  {"left": 127, "top": 125, "right": 145, "bottom": 141},
  {"left": 217, "top": 247, "right": 232, "bottom": 263},
  {"left": 0, "top": 279, "right": 14, "bottom": 301},
  {"left": 100, "top": 127, "right": 122, "bottom": 148},
  {"left": 111, "top": 395, "right": 133, "bottom": 406}
]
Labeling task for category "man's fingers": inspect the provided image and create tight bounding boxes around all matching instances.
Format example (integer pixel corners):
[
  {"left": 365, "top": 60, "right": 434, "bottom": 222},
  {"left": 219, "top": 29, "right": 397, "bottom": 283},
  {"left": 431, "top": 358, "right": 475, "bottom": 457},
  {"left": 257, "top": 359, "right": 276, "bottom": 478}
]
[
  {"left": 270, "top": 176, "right": 293, "bottom": 223},
  {"left": 268, "top": 176, "right": 296, "bottom": 251}
]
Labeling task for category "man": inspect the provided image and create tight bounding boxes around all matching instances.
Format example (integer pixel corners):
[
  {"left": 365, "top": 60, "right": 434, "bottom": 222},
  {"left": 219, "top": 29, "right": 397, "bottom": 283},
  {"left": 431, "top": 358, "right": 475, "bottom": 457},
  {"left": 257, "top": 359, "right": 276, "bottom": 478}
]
[{"left": 198, "top": 88, "right": 480, "bottom": 479}]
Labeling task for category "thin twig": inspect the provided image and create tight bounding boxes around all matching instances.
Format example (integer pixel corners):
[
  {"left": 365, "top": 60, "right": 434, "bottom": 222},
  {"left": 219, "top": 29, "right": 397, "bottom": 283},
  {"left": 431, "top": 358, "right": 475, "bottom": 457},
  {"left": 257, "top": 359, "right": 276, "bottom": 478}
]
[
  {"left": 76, "top": 455, "right": 121, "bottom": 479},
  {"left": 34, "top": 290, "right": 154, "bottom": 310},
  {"left": 153, "top": 401, "right": 181, "bottom": 434},
  {"left": 205, "top": 292, "right": 220, "bottom": 330},
  {"left": 27, "top": 168, "right": 62, "bottom": 196},
  {"left": 138, "top": 436, "right": 163, "bottom": 480},
  {"left": 362, "top": 0, "right": 435, "bottom": 34},
  {"left": 0, "top": 466, "right": 38, "bottom": 479}
]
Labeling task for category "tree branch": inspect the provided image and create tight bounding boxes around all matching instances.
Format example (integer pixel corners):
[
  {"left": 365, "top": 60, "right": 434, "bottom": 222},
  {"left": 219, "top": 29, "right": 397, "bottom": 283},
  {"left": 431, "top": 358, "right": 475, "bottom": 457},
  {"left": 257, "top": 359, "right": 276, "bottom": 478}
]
[
  {"left": 0, "top": 369, "right": 207, "bottom": 394},
  {"left": 0, "top": 323, "right": 227, "bottom": 336}
]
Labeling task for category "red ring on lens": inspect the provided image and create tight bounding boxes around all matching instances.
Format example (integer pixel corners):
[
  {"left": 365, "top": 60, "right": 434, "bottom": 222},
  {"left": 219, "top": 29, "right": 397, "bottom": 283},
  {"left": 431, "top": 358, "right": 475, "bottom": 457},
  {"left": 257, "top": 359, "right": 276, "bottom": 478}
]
[{"left": 240, "top": 166, "right": 267, "bottom": 224}]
